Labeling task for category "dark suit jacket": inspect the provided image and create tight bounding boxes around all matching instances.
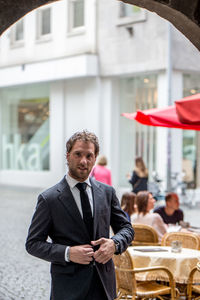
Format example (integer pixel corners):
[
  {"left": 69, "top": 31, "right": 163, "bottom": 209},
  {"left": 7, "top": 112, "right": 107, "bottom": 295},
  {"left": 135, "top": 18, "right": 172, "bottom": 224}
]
[{"left": 26, "top": 177, "right": 134, "bottom": 300}]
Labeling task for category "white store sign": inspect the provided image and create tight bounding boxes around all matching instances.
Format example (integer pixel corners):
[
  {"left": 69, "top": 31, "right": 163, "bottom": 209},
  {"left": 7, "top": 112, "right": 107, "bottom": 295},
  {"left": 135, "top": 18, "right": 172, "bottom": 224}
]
[{"left": 2, "top": 134, "right": 41, "bottom": 171}]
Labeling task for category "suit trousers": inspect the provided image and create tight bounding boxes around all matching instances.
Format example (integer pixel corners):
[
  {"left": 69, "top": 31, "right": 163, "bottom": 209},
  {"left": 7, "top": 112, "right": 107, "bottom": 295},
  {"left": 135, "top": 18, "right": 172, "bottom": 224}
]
[{"left": 50, "top": 265, "right": 108, "bottom": 300}]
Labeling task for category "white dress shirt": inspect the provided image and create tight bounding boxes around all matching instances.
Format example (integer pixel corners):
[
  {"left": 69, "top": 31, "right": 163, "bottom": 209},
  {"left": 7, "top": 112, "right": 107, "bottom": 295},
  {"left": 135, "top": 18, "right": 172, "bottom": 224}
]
[
  {"left": 64, "top": 173, "right": 94, "bottom": 262},
  {"left": 66, "top": 173, "right": 94, "bottom": 217}
]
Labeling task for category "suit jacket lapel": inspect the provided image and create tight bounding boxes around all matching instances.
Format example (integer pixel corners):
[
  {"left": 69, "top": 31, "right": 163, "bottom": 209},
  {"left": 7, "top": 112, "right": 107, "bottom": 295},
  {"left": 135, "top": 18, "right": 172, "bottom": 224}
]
[
  {"left": 57, "top": 177, "right": 90, "bottom": 239},
  {"left": 90, "top": 178, "right": 102, "bottom": 239}
]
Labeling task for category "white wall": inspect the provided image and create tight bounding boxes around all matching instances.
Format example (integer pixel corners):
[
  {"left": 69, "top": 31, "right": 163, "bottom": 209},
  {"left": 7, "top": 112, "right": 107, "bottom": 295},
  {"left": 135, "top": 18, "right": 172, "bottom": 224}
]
[
  {"left": 156, "top": 72, "right": 169, "bottom": 186},
  {"left": 172, "top": 26, "right": 200, "bottom": 72},
  {"left": 98, "top": 0, "right": 168, "bottom": 76},
  {"left": 0, "top": 55, "right": 98, "bottom": 87},
  {"left": 64, "top": 77, "right": 100, "bottom": 139},
  {"left": 156, "top": 71, "right": 183, "bottom": 188},
  {"left": 49, "top": 81, "right": 66, "bottom": 181},
  {"left": 98, "top": 78, "right": 118, "bottom": 187},
  {"left": 170, "top": 71, "right": 183, "bottom": 175}
]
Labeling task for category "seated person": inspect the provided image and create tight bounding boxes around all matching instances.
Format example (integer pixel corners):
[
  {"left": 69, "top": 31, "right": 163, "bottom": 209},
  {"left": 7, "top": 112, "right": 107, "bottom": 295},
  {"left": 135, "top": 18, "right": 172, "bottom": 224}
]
[
  {"left": 131, "top": 191, "right": 167, "bottom": 241},
  {"left": 154, "top": 192, "right": 184, "bottom": 225},
  {"left": 121, "top": 192, "right": 137, "bottom": 222}
]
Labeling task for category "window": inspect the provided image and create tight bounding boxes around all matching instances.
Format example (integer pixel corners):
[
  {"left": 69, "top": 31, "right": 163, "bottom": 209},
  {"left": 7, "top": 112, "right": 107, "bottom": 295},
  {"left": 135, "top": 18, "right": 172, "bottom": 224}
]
[
  {"left": 182, "top": 74, "right": 200, "bottom": 188},
  {"left": 10, "top": 19, "right": 24, "bottom": 46},
  {"left": 68, "top": 0, "right": 85, "bottom": 33},
  {"left": 118, "top": 3, "right": 146, "bottom": 26},
  {"left": 0, "top": 84, "right": 50, "bottom": 171},
  {"left": 37, "top": 7, "right": 51, "bottom": 40},
  {"left": 119, "top": 75, "right": 157, "bottom": 186},
  {"left": 120, "top": 3, "right": 142, "bottom": 18}
]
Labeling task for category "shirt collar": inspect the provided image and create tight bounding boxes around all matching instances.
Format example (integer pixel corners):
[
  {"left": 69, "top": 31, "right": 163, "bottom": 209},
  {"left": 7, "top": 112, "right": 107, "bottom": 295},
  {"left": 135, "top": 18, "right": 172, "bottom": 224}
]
[{"left": 66, "top": 173, "right": 91, "bottom": 189}]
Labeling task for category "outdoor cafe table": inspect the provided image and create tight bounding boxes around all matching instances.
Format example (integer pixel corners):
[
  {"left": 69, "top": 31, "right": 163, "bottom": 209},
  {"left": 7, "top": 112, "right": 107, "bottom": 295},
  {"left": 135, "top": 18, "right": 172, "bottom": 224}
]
[{"left": 128, "top": 246, "right": 200, "bottom": 284}]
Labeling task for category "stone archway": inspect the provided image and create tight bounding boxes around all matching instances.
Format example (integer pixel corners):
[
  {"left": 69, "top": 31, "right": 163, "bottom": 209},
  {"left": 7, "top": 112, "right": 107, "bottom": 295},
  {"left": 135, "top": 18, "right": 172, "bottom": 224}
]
[{"left": 0, "top": 0, "right": 200, "bottom": 51}]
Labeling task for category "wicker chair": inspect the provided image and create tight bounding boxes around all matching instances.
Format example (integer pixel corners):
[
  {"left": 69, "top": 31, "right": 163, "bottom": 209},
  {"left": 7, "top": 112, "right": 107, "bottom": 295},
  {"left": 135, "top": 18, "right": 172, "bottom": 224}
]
[
  {"left": 132, "top": 223, "right": 160, "bottom": 246},
  {"left": 113, "top": 250, "right": 179, "bottom": 300},
  {"left": 161, "top": 232, "right": 200, "bottom": 250},
  {"left": 187, "top": 262, "right": 200, "bottom": 300}
]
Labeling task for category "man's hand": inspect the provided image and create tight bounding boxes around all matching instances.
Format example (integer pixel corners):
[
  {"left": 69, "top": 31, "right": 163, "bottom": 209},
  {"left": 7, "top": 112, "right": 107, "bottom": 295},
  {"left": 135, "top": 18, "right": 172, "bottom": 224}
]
[
  {"left": 91, "top": 238, "right": 115, "bottom": 264},
  {"left": 69, "top": 244, "right": 94, "bottom": 264}
]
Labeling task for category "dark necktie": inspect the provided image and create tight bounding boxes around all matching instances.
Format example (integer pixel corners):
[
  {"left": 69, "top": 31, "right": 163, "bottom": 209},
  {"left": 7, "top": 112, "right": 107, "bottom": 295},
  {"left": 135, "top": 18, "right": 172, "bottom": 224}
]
[{"left": 76, "top": 182, "right": 93, "bottom": 240}]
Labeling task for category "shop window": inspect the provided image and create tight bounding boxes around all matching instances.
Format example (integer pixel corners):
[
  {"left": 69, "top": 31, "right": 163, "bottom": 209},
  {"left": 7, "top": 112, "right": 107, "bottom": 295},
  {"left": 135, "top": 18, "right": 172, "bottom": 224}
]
[
  {"left": 68, "top": 0, "right": 85, "bottom": 33},
  {"left": 119, "top": 75, "right": 157, "bottom": 186},
  {"left": 37, "top": 7, "right": 51, "bottom": 40},
  {"left": 10, "top": 19, "right": 24, "bottom": 47},
  {"left": 0, "top": 84, "right": 50, "bottom": 171},
  {"left": 182, "top": 74, "right": 200, "bottom": 188}
]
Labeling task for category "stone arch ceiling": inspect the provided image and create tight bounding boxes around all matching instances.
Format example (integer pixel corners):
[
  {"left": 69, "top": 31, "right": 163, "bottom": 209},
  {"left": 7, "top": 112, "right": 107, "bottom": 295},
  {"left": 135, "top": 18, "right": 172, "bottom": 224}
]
[{"left": 0, "top": 0, "right": 200, "bottom": 51}]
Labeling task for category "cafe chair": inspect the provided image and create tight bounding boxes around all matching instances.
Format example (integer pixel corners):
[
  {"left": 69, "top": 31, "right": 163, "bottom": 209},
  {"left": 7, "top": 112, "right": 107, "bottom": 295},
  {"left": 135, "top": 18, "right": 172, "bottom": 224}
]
[
  {"left": 187, "top": 262, "right": 200, "bottom": 300},
  {"left": 113, "top": 250, "right": 179, "bottom": 300},
  {"left": 132, "top": 223, "right": 160, "bottom": 246},
  {"left": 161, "top": 232, "right": 200, "bottom": 250}
]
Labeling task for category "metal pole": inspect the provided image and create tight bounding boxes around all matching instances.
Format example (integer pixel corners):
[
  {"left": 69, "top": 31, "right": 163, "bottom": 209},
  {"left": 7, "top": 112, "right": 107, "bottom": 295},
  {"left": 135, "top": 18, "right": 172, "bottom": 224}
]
[{"left": 167, "top": 22, "right": 172, "bottom": 191}]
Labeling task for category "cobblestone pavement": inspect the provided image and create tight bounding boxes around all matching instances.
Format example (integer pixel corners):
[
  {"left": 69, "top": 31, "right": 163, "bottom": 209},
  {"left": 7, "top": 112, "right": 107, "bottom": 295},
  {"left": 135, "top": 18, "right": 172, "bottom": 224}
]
[
  {"left": 0, "top": 185, "right": 50, "bottom": 300},
  {"left": 0, "top": 185, "right": 200, "bottom": 300}
]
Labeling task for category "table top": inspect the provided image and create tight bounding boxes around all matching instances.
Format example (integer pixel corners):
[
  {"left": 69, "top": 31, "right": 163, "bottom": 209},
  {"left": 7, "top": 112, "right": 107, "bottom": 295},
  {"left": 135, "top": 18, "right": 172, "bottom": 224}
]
[
  {"left": 128, "top": 246, "right": 200, "bottom": 283},
  {"left": 167, "top": 225, "right": 200, "bottom": 235}
]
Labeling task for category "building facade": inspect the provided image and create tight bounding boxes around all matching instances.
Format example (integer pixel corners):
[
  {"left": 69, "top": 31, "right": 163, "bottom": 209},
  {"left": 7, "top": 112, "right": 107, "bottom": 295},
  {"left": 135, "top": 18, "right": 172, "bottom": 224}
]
[{"left": 0, "top": 0, "right": 200, "bottom": 193}]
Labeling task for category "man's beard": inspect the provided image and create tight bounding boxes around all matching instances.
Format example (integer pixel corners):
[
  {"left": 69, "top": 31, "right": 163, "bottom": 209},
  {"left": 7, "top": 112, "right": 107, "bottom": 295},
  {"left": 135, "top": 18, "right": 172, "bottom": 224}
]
[{"left": 69, "top": 165, "right": 90, "bottom": 181}]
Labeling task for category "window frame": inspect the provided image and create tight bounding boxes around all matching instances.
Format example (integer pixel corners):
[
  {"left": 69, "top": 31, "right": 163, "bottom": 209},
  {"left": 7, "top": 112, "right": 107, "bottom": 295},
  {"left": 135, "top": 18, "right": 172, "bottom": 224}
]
[
  {"left": 117, "top": 2, "right": 147, "bottom": 27},
  {"left": 36, "top": 6, "right": 52, "bottom": 42},
  {"left": 67, "top": 0, "right": 85, "bottom": 36},
  {"left": 10, "top": 18, "right": 24, "bottom": 48}
]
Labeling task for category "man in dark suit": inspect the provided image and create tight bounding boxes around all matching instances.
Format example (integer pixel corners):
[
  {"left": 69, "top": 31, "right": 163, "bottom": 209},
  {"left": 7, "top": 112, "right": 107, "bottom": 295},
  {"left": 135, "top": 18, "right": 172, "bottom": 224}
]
[{"left": 26, "top": 130, "right": 134, "bottom": 300}]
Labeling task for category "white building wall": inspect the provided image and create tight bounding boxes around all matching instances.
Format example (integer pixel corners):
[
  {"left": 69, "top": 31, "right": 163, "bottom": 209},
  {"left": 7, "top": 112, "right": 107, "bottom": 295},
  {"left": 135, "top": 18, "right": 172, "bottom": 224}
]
[
  {"left": 156, "top": 71, "right": 183, "bottom": 186},
  {"left": 156, "top": 73, "right": 168, "bottom": 185},
  {"left": 170, "top": 72, "right": 183, "bottom": 175},
  {"left": 98, "top": 0, "right": 168, "bottom": 76},
  {"left": 172, "top": 26, "right": 200, "bottom": 72},
  {"left": 99, "top": 78, "right": 119, "bottom": 188},
  {"left": 50, "top": 81, "right": 66, "bottom": 182},
  {"left": 64, "top": 78, "right": 99, "bottom": 138}
]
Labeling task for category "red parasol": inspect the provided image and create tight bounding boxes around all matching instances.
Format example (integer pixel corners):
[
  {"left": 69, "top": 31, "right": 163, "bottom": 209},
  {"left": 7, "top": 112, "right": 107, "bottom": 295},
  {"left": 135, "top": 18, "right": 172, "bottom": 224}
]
[{"left": 122, "top": 93, "right": 200, "bottom": 130}]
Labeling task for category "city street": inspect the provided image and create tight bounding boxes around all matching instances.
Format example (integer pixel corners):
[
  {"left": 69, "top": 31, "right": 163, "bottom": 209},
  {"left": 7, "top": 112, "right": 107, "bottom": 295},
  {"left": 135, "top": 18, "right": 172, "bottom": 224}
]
[{"left": 0, "top": 184, "right": 200, "bottom": 300}]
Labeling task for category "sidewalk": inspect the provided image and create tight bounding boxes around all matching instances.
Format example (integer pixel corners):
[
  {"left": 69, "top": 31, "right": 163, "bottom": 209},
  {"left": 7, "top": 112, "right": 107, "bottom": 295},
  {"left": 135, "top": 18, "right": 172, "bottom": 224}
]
[{"left": 0, "top": 185, "right": 50, "bottom": 300}]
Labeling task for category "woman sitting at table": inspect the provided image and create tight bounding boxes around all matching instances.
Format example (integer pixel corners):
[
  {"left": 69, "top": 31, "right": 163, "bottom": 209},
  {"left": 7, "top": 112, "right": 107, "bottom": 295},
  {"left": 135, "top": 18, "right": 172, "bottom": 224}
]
[
  {"left": 121, "top": 192, "right": 137, "bottom": 222},
  {"left": 131, "top": 191, "right": 167, "bottom": 241}
]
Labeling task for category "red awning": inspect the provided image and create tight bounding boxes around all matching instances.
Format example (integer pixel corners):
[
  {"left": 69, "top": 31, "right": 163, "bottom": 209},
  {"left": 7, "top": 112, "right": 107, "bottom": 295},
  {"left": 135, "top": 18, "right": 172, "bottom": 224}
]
[
  {"left": 122, "top": 93, "right": 200, "bottom": 131},
  {"left": 175, "top": 93, "right": 200, "bottom": 124}
]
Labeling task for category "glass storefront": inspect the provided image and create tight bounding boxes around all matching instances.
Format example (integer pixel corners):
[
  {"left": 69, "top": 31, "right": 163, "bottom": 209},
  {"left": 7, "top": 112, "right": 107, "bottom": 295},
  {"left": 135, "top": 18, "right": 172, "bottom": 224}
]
[
  {"left": 0, "top": 83, "right": 50, "bottom": 171},
  {"left": 119, "top": 75, "right": 157, "bottom": 186},
  {"left": 183, "top": 74, "right": 200, "bottom": 187}
]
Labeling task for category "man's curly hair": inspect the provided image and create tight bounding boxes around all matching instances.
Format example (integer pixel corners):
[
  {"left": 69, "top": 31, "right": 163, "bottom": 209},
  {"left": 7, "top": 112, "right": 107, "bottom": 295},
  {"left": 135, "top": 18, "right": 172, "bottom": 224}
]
[{"left": 66, "top": 130, "right": 100, "bottom": 156}]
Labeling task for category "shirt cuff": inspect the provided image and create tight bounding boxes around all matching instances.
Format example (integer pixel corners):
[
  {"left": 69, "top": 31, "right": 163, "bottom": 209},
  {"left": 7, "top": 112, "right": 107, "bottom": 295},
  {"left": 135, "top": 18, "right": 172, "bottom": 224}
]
[{"left": 65, "top": 246, "right": 70, "bottom": 262}]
